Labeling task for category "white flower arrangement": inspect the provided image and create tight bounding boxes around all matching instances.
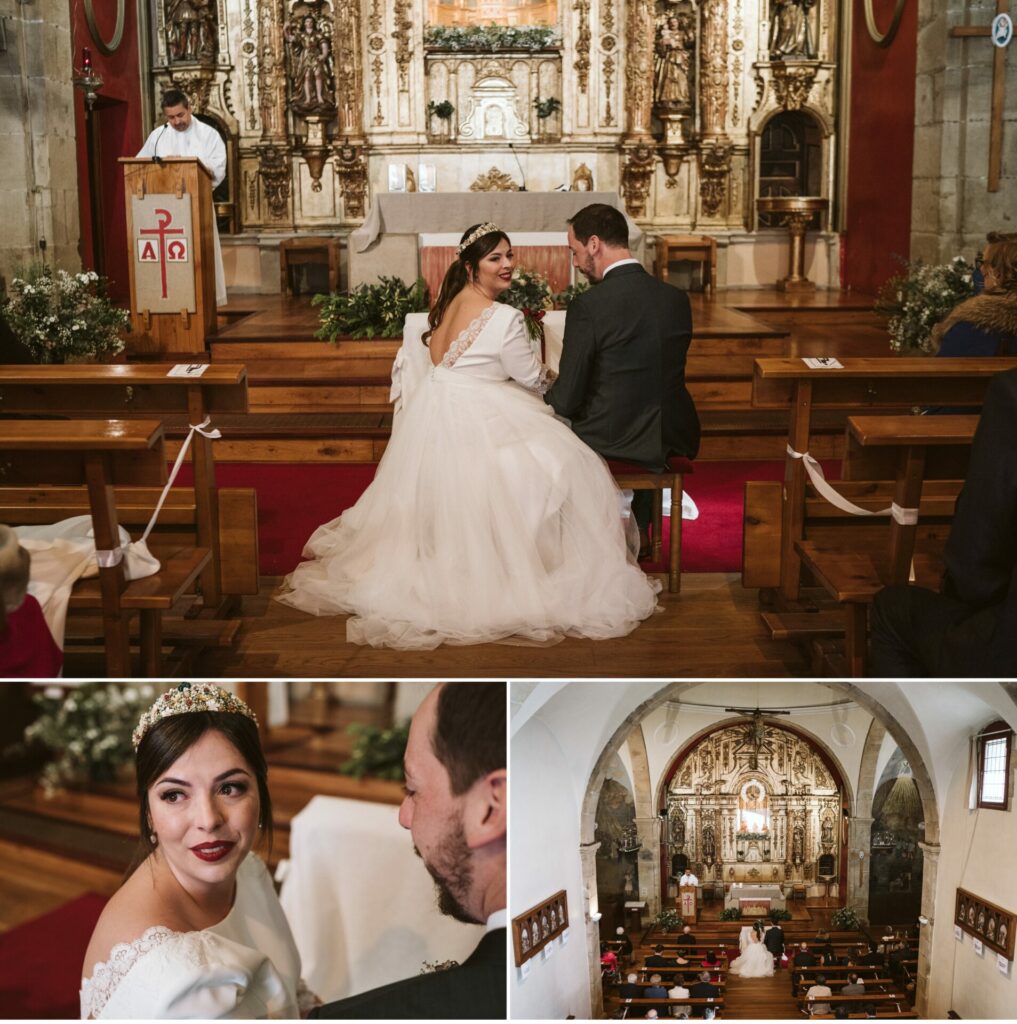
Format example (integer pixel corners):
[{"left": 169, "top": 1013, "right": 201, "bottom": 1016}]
[
  {"left": 876, "top": 256, "right": 976, "bottom": 354},
  {"left": 2, "top": 263, "right": 130, "bottom": 363},
  {"left": 21, "top": 684, "right": 157, "bottom": 793}
]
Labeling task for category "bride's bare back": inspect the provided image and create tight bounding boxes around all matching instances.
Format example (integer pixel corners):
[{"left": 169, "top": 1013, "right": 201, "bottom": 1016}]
[{"left": 428, "top": 289, "right": 494, "bottom": 367}]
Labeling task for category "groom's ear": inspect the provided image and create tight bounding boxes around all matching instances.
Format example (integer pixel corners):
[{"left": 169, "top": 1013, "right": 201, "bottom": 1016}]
[{"left": 461, "top": 767, "right": 506, "bottom": 850}]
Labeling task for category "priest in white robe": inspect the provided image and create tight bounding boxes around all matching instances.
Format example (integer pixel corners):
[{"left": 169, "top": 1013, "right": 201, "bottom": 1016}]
[{"left": 137, "top": 88, "right": 228, "bottom": 305}]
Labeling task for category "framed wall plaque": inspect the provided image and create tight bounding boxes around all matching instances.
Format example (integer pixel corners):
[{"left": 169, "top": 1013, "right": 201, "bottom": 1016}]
[
  {"left": 955, "top": 888, "right": 1015, "bottom": 962},
  {"left": 512, "top": 889, "right": 569, "bottom": 966}
]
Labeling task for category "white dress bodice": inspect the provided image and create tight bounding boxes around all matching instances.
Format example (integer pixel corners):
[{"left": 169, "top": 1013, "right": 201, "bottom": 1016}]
[{"left": 80, "top": 855, "right": 309, "bottom": 1019}]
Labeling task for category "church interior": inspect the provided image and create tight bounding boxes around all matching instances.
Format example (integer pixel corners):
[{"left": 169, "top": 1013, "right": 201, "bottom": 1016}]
[
  {"left": 509, "top": 680, "right": 1017, "bottom": 1019},
  {"left": 0, "top": 680, "right": 488, "bottom": 1018},
  {"left": 1, "top": 0, "right": 1015, "bottom": 677}
]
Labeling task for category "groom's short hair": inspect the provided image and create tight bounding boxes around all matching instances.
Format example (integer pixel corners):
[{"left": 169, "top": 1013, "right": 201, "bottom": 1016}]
[
  {"left": 431, "top": 682, "right": 505, "bottom": 795},
  {"left": 568, "top": 203, "right": 629, "bottom": 248}
]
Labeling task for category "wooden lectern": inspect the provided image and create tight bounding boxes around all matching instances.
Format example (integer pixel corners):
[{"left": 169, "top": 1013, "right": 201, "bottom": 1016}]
[
  {"left": 679, "top": 883, "right": 698, "bottom": 923},
  {"left": 120, "top": 157, "right": 217, "bottom": 356}
]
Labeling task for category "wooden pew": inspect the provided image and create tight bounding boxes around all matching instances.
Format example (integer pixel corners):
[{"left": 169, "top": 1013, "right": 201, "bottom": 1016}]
[
  {"left": 0, "top": 364, "right": 250, "bottom": 611},
  {"left": 607, "top": 995, "right": 726, "bottom": 1014},
  {"left": 795, "top": 413, "right": 979, "bottom": 674},
  {"left": 798, "top": 991, "right": 910, "bottom": 1012},
  {"left": 741, "top": 358, "right": 1011, "bottom": 655},
  {"left": 0, "top": 420, "right": 210, "bottom": 676}
]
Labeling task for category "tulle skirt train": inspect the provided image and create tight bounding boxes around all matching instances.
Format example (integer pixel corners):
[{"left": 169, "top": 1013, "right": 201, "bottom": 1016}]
[{"left": 275, "top": 365, "right": 660, "bottom": 649}]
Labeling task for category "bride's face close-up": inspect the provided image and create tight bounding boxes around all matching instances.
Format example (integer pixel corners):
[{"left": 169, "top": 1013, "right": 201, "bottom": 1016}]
[
  {"left": 148, "top": 728, "right": 261, "bottom": 895},
  {"left": 471, "top": 238, "right": 514, "bottom": 297}
]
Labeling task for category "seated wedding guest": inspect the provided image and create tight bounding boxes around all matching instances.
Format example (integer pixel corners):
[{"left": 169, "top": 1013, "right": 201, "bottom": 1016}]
[
  {"left": 934, "top": 232, "right": 1017, "bottom": 356},
  {"left": 675, "top": 924, "right": 696, "bottom": 948},
  {"left": 80, "top": 684, "right": 318, "bottom": 1019},
  {"left": 841, "top": 972, "right": 866, "bottom": 995},
  {"left": 870, "top": 366, "right": 1017, "bottom": 676},
  {"left": 601, "top": 943, "right": 619, "bottom": 976},
  {"left": 647, "top": 943, "right": 681, "bottom": 967},
  {"left": 312, "top": 682, "right": 505, "bottom": 1019},
  {"left": 0, "top": 524, "right": 62, "bottom": 678},
  {"left": 616, "top": 925, "right": 634, "bottom": 959},
  {"left": 805, "top": 974, "right": 833, "bottom": 1016},
  {"left": 701, "top": 949, "right": 721, "bottom": 980},
  {"left": 668, "top": 974, "right": 691, "bottom": 1019},
  {"left": 619, "top": 972, "right": 642, "bottom": 1000},
  {"left": 688, "top": 971, "right": 719, "bottom": 1019},
  {"left": 645, "top": 973, "right": 669, "bottom": 1015},
  {"left": 860, "top": 943, "right": 884, "bottom": 967}
]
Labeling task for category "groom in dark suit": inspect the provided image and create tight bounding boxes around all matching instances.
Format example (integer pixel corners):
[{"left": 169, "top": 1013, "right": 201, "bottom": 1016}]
[
  {"left": 763, "top": 922, "right": 785, "bottom": 964},
  {"left": 545, "top": 203, "right": 700, "bottom": 556},
  {"left": 870, "top": 366, "right": 1017, "bottom": 675},
  {"left": 312, "top": 683, "right": 506, "bottom": 1019}
]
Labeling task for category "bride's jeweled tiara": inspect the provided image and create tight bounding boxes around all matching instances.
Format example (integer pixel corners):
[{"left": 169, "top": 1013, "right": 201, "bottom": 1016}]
[
  {"left": 132, "top": 682, "right": 258, "bottom": 748},
  {"left": 455, "top": 222, "right": 502, "bottom": 257}
]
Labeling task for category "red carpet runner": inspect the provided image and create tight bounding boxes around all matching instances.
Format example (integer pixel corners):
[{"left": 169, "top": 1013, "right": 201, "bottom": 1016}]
[
  {"left": 182, "top": 459, "right": 833, "bottom": 577},
  {"left": 0, "top": 892, "right": 108, "bottom": 1018}
]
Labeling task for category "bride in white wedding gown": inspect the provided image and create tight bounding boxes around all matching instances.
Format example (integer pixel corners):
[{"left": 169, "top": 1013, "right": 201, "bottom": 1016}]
[
  {"left": 729, "top": 924, "right": 775, "bottom": 978},
  {"left": 276, "top": 223, "right": 660, "bottom": 649}
]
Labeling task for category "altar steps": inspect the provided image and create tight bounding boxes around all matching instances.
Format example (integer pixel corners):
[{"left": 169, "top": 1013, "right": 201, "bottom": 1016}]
[{"left": 184, "top": 291, "right": 888, "bottom": 462}]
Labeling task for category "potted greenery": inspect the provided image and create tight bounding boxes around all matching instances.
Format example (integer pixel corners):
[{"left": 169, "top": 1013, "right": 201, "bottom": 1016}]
[
  {"left": 875, "top": 256, "right": 976, "bottom": 353},
  {"left": 831, "top": 906, "right": 862, "bottom": 930},
  {"left": 424, "top": 24, "right": 557, "bottom": 53},
  {"left": 719, "top": 907, "right": 743, "bottom": 921},
  {"left": 18, "top": 684, "right": 158, "bottom": 793},
  {"left": 533, "top": 96, "right": 561, "bottom": 140},
  {"left": 2, "top": 264, "right": 129, "bottom": 363},
  {"left": 314, "top": 277, "right": 429, "bottom": 341},
  {"left": 338, "top": 721, "right": 410, "bottom": 780},
  {"left": 656, "top": 908, "right": 682, "bottom": 933},
  {"left": 427, "top": 100, "right": 455, "bottom": 140}
]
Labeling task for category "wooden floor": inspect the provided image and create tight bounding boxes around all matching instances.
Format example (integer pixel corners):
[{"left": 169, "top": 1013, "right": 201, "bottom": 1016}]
[{"left": 57, "top": 571, "right": 809, "bottom": 678}]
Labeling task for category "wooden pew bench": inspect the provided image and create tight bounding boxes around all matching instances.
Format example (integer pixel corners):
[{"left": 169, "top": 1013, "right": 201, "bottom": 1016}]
[
  {"left": 798, "top": 991, "right": 910, "bottom": 1013},
  {"left": 746, "top": 356, "right": 1016, "bottom": 668},
  {"left": 795, "top": 413, "right": 979, "bottom": 674},
  {"left": 0, "top": 419, "right": 210, "bottom": 676},
  {"left": 607, "top": 994, "right": 726, "bottom": 1015},
  {"left": 0, "top": 363, "right": 252, "bottom": 613}
]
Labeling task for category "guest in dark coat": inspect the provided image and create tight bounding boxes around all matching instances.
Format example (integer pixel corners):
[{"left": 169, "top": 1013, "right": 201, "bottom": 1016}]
[
  {"left": 675, "top": 925, "right": 697, "bottom": 948},
  {"left": 619, "top": 972, "right": 643, "bottom": 1000},
  {"left": 646, "top": 943, "right": 681, "bottom": 967},
  {"left": 688, "top": 972, "right": 720, "bottom": 1018},
  {"left": 934, "top": 232, "right": 1017, "bottom": 357},
  {"left": 546, "top": 203, "right": 700, "bottom": 555},
  {"left": 870, "top": 366, "right": 1017, "bottom": 676}
]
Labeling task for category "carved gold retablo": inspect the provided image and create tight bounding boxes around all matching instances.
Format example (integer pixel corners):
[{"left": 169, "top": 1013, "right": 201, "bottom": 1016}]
[{"left": 469, "top": 167, "right": 521, "bottom": 192}]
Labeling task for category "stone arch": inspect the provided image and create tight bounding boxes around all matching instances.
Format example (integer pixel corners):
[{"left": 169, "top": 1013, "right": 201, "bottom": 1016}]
[{"left": 577, "top": 682, "right": 944, "bottom": 1016}]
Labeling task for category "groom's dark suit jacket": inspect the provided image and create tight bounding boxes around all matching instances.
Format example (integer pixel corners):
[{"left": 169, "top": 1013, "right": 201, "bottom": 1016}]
[
  {"left": 309, "top": 928, "right": 505, "bottom": 1019},
  {"left": 545, "top": 262, "right": 700, "bottom": 469}
]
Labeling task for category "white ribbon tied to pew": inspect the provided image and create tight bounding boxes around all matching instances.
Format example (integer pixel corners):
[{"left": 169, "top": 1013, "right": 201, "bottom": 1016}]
[
  {"left": 18, "top": 418, "right": 221, "bottom": 648},
  {"left": 786, "top": 445, "right": 919, "bottom": 526}
]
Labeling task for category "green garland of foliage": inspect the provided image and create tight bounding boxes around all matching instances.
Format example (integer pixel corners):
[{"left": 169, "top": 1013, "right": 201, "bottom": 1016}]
[
  {"left": 338, "top": 722, "right": 410, "bottom": 781},
  {"left": 656, "top": 908, "right": 683, "bottom": 932},
  {"left": 314, "top": 277, "right": 430, "bottom": 341},
  {"left": 424, "top": 24, "right": 557, "bottom": 52},
  {"left": 768, "top": 908, "right": 793, "bottom": 922},
  {"left": 552, "top": 280, "right": 590, "bottom": 309},
  {"left": 719, "top": 907, "right": 743, "bottom": 920}
]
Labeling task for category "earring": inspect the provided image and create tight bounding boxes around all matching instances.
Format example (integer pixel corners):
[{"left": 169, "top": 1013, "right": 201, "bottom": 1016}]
[{"left": 149, "top": 833, "right": 158, "bottom": 846}]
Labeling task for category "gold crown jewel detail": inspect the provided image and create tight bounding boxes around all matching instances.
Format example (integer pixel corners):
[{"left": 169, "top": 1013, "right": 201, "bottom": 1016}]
[
  {"left": 455, "top": 222, "right": 502, "bottom": 257},
  {"left": 132, "top": 682, "right": 259, "bottom": 749}
]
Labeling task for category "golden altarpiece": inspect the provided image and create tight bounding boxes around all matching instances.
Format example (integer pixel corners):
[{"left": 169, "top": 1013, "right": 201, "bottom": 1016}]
[
  {"left": 664, "top": 719, "right": 845, "bottom": 901},
  {"left": 145, "top": 0, "right": 841, "bottom": 288}
]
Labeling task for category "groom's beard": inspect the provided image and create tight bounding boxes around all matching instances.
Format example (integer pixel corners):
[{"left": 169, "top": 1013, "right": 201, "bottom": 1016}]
[{"left": 415, "top": 813, "right": 477, "bottom": 924}]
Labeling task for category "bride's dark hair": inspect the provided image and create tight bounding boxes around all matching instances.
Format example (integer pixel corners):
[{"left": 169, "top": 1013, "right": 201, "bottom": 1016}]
[{"left": 422, "top": 224, "right": 511, "bottom": 345}]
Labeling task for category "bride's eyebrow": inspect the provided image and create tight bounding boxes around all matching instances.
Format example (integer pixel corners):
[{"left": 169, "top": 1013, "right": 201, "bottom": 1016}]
[{"left": 156, "top": 768, "right": 250, "bottom": 786}]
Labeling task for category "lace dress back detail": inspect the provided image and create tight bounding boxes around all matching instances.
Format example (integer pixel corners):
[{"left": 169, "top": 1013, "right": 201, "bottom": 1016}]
[
  {"left": 80, "top": 925, "right": 178, "bottom": 1019},
  {"left": 438, "top": 303, "right": 497, "bottom": 369}
]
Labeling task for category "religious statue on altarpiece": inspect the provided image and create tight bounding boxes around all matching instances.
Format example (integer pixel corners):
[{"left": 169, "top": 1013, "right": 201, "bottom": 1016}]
[
  {"left": 768, "top": 0, "right": 817, "bottom": 60},
  {"left": 284, "top": 11, "right": 338, "bottom": 115},
  {"left": 653, "top": 10, "right": 696, "bottom": 109},
  {"left": 166, "top": 0, "right": 217, "bottom": 63}
]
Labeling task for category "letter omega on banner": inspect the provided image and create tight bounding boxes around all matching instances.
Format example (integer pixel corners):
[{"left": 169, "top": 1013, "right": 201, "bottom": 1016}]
[{"left": 131, "top": 195, "right": 197, "bottom": 314}]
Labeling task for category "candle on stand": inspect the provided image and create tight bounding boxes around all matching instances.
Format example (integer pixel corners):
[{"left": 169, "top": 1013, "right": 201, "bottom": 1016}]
[{"left": 82, "top": 47, "right": 92, "bottom": 71}]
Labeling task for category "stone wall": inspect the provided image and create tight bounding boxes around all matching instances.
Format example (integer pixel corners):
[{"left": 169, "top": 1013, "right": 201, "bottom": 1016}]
[
  {"left": 0, "top": 0, "right": 79, "bottom": 286},
  {"left": 911, "top": 0, "right": 1017, "bottom": 263}
]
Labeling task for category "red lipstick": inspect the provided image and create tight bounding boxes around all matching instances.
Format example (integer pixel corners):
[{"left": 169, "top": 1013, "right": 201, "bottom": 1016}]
[{"left": 190, "top": 840, "right": 236, "bottom": 863}]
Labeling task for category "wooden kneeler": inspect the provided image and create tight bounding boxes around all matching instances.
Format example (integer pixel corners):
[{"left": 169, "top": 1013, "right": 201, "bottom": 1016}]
[{"left": 608, "top": 456, "right": 694, "bottom": 593}]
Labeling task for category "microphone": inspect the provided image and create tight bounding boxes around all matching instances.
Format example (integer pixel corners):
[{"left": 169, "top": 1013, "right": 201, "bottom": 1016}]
[
  {"left": 151, "top": 123, "right": 168, "bottom": 164},
  {"left": 508, "top": 142, "right": 527, "bottom": 192}
]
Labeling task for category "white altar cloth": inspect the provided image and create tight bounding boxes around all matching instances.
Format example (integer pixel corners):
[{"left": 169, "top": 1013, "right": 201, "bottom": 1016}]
[{"left": 279, "top": 794, "right": 484, "bottom": 1003}]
